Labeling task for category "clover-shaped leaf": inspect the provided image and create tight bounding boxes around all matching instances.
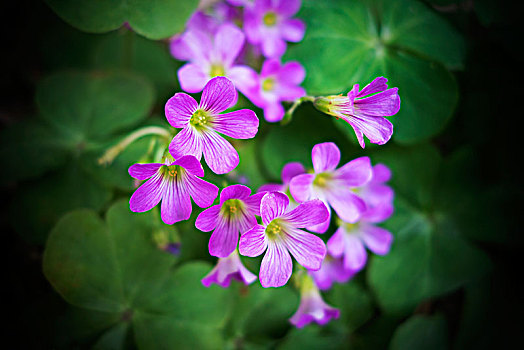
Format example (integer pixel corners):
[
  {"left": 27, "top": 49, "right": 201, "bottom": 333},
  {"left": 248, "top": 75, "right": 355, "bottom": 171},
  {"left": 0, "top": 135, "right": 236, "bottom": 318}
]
[
  {"left": 286, "top": 0, "right": 464, "bottom": 143},
  {"left": 367, "top": 144, "right": 492, "bottom": 314},
  {"left": 3, "top": 70, "right": 154, "bottom": 243},
  {"left": 45, "top": 0, "right": 199, "bottom": 39},
  {"left": 43, "top": 200, "right": 230, "bottom": 349}
]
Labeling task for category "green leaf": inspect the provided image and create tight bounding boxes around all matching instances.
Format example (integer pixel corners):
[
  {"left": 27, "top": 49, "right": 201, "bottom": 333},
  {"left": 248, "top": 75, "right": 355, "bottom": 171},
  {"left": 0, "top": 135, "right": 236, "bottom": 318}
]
[
  {"left": 10, "top": 161, "right": 112, "bottom": 244},
  {"left": 92, "top": 31, "right": 179, "bottom": 101},
  {"left": 286, "top": 0, "right": 463, "bottom": 143},
  {"left": 44, "top": 200, "right": 230, "bottom": 349},
  {"left": 36, "top": 70, "right": 154, "bottom": 144},
  {"left": 45, "top": 0, "right": 199, "bottom": 39},
  {"left": 277, "top": 327, "right": 346, "bottom": 350},
  {"left": 0, "top": 120, "right": 69, "bottom": 184},
  {"left": 389, "top": 314, "right": 448, "bottom": 350}
]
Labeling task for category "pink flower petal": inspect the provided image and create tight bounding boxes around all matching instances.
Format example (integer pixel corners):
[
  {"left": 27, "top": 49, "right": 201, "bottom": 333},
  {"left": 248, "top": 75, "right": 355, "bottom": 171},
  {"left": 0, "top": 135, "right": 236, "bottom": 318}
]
[
  {"left": 178, "top": 63, "right": 210, "bottom": 93},
  {"left": 281, "top": 18, "right": 305, "bottom": 42},
  {"left": 174, "top": 155, "right": 204, "bottom": 177},
  {"left": 228, "top": 65, "right": 259, "bottom": 95},
  {"left": 209, "top": 219, "right": 240, "bottom": 258},
  {"left": 215, "top": 23, "right": 245, "bottom": 67},
  {"left": 213, "top": 109, "right": 259, "bottom": 139},
  {"left": 165, "top": 93, "right": 198, "bottom": 128},
  {"left": 200, "top": 77, "right": 237, "bottom": 114},
  {"left": 258, "top": 183, "right": 283, "bottom": 193},
  {"left": 239, "top": 224, "right": 268, "bottom": 257},
  {"left": 161, "top": 179, "right": 192, "bottom": 224},
  {"left": 262, "top": 36, "right": 287, "bottom": 58},
  {"left": 128, "top": 163, "right": 162, "bottom": 180},
  {"left": 359, "top": 224, "right": 393, "bottom": 255},
  {"left": 277, "top": 61, "right": 306, "bottom": 86},
  {"left": 355, "top": 88, "right": 401, "bottom": 116},
  {"left": 277, "top": 0, "right": 301, "bottom": 16},
  {"left": 259, "top": 241, "right": 293, "bottom": 287},
  {"left": 326, "top": 189, "right": 366, "bottom": 223},
  {"left": 169, "top": 127, "right": 203, "bottom": 161},
  {"left": 357, "top": 77, "right": 389, "bottom": 97},
  {"left": 346, "top": 115, "right": 394, "bottom": 146},
  {"left": 282, "top": 199, "right": 329, "bottom": 228},
  {"left": 343, "top": 234, "right": 367, "bottom": 271},
  {"left": 312, "top": 142, "right": 340, "bottom": 173},
  {"left": 129, "top": 172, "right": 165, "bottom": 213},
  {"left": 181, "top": 29, "right": 212, "bottom": 66},
  {"left": 220, "top": 184, "right": 251, "bottom": 203},
  {"left": 283, "top": 228, "right": 326, "bottom": 270},
  {"left": 201, "top": 131, "right": 239, "bottom": 174},
  {"left": 263, "top": 102, "right": 285, "bottom": 122},
  {"left": 260, "top": 191, "right": 289, "bottom": 225},
  {"left": 289, "top": 173, "right": 315, "bottom": 203},
  {"left": 195, "top": 204, "right": 221, "bottom": 232},
  {"left": 243, "top": 192, "right": 266, "bottom": 218},
  {"left": 334, "top": 156, "right": 372, "bottom": 187},
  {"left": 327, "top": 228, "right": 346, "bottom": 258}
]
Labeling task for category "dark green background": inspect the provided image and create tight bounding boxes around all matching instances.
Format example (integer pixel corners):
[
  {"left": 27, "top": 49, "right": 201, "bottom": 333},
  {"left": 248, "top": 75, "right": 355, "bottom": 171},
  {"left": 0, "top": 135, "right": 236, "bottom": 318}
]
[{"left": 1, "top": 0, "right": 522, "bottom": 349}]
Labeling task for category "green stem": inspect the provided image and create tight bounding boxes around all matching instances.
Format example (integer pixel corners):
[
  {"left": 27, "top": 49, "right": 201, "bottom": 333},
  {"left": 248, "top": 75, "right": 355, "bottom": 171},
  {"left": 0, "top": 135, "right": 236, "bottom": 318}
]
[
  {"left": 281, "top": 96, "right": 316, "bottom": 125},
  {"left": 98, "top": 126, "right": 171, "bottom": 165}
]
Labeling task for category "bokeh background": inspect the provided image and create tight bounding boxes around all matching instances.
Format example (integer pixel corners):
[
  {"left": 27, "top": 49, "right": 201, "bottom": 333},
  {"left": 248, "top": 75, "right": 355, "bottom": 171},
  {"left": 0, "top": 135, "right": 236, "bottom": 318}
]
[{"left": 1, "top": 0, "right": 522, "bottom": 349}]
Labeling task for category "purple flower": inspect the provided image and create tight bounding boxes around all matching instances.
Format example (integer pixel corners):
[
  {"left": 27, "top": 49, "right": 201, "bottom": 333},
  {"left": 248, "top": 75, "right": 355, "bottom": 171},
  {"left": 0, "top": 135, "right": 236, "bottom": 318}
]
[
  {"left": 176, "top": 23, "right": 258, "bottom": 95},
  {"left": 245, "top": 59, "right": 306, "bottom": 122},
  {"left": 129, "top": 155, "right": 219, "bottom": 225},
  {"left": 239, "top": 192, "right": 328, "bottom": 288},
  {"left": 244, "top": 0, "right": 305, "bottom": 58},
  {"left": 289, "top": 273, "right": 340, "bottom": 328},
  {"left": 166, "top": 76, "right": 259, "bottom": 174},
  {"left": 201, "top": 250, "right": 257, "bottom": 288},
  {"left": 289, "top": 142, "right": 373, "bottom": 233},
  {"left": 309, "top": 254, "right": 355, "bottom": 291},
  {"left": 327, "top": 218, "right": 393, "bottom": 273},
  {"left": 196, "top": 184, "right": 265, "bottom": 258},
  {"left": 313, "top": 77, "right": 400, "bottom": 148}
]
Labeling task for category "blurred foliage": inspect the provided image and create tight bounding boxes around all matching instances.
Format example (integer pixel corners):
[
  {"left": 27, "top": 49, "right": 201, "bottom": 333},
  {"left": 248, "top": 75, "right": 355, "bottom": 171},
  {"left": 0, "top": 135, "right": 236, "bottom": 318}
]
[{"left": 2, "top": 0, "right": 521, "bottom": 349}]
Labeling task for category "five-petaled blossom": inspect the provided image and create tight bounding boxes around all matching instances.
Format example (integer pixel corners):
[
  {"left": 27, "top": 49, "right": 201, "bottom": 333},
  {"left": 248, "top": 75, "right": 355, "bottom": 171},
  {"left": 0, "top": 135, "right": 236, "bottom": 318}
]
[
  {"left": 176, "top": 23, "right": 258, "bottom": 95},
  {"left": 289, "top": 142, "right": 373, "bottom": 233},
  {"left": 245, "top": 58, "right": 306, "bottom": 122},
  {"left": 166, "top": 76, "right": 259, "bottom": 174},
  {"left": 244, "top": 0, "right": 305, "bottom": 58},
  {"left": 201, "top": 250, "right": 257, "bottom": 288},
  {"left": 313, "top": 77, "right": 400, "bottom": 148},
  {"left": 239, "top": 191, "right": 328, "bottom": 288},
  {"left": 309, "top": 254, "right": 355, "bottom": 291},
  {"left": 196, "top": 184, "right": 265, "bottom": 258},
  {"left": 129, "top": 155, "right": 218, "bottom": 225},
  {"left": 289, "top": 272, "right": 340, "bottom": 328}
]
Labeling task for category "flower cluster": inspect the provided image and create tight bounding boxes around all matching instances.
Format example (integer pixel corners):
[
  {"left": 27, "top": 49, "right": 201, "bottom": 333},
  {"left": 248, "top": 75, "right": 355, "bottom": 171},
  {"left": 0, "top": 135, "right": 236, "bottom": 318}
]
[{"left": 123, "top": 0, "right": 399, "bottom": 330}]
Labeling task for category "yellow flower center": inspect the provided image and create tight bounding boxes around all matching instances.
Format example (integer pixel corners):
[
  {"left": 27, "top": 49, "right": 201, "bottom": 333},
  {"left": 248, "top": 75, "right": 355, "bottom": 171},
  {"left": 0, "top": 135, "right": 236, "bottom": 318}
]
[
  {"left": 313, "top": 173, "right": 331, "bottom": 187},
  {"left": 190, "top": 109, "right": 210, "bottom": 128},
  {"left": 266, "top": 219, "right": 283, "bottom": 239},
  {"left": 263, "top": 11, "right": 278, "bottom": 26},
  {"left": 210, "top": 63, "right": 225, "bottom": 77},
  {"left": 262, "top": 78, "right": 275, "bottom": 92},
  {"left": 221, "top": 199, "right": 244, "bottom": 219}
]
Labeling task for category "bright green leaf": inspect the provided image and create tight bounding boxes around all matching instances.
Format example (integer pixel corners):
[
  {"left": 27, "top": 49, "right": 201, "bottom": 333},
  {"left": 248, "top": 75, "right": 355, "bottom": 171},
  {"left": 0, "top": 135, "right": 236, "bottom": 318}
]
[
  {"left": 44, "top": 201, "right": 230, "bottom": 349},
  {"left": 286, "top": 0, "right": 463, "bottom": 143}
]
